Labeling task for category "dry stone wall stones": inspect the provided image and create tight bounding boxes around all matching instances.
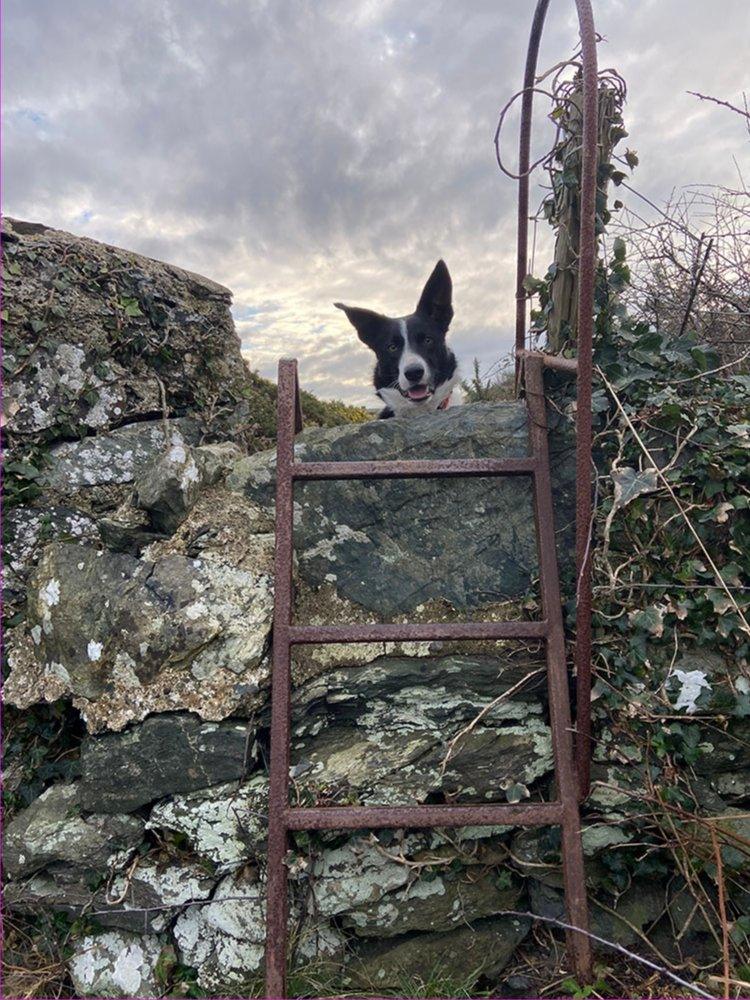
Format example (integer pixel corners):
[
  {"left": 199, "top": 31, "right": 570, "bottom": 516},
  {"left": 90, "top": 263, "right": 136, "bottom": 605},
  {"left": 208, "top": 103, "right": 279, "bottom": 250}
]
[
  {"left": 133, "top": 439, "right": 206, "bottom": 534},
  {"left": 343, "top": 915, "right": 531, "bottom": 991},
  {"left": 4, "top": 859, "right": 215, "bottom": 934},
  {"left": 6, "top": 539, "right": 274, "bottom": 730},
  {"left": 341, "top": 870, "right": 522, "bottom": 937},
  {"left": 290, "top": 655, "right": 553, "bottom": 806},
  {"left": 228, "top": 403, "right": 541, "bottom": 616},
  {"left": 3, "top": 217, "right": 248, "bottom": 444},
  {"left": 147, "top": 775, "right": 269, "bottom": 875}
]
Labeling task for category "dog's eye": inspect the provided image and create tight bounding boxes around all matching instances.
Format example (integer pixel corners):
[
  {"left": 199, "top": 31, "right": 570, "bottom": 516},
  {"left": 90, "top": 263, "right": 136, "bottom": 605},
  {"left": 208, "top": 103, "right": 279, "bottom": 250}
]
[
  {"left": 388, "top": 343, "right": 399, "bottom": 353},
  {"left": 424, "top": 336, "right": 433, "bottom": 345}
]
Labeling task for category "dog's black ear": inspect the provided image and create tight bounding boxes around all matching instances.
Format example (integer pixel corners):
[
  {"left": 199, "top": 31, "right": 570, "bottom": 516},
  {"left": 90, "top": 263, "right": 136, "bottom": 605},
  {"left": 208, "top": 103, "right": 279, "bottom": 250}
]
[
  {"left": 416, "top": 259, "right": 453, "bottom": 333},
  {"left": 334, "top": 302, "right": 386, "bottom": 349}
]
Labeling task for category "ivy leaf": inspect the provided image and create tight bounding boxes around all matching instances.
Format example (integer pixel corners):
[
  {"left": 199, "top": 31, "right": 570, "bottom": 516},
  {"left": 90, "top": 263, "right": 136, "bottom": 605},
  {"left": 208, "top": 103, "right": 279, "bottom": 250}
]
[
  {"left": 121, "top": 296, "right": 143, "bottom": 317},
  {"left": 628, "top": 605, "right": 665, "bottom": 637},
  {"left": 612, "top": 237, "right": 627, "bottom": 262},
  {"left": 522, "top": 274, "right": 546, "bottom": 295},
  {"left": 611, "top": 466, "right": 658, "bottom": 511}
]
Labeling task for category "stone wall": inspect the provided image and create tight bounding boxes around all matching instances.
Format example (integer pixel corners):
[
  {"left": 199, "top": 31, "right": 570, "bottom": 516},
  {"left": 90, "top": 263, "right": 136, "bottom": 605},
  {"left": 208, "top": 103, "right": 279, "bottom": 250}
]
[{"left": 3, "top": 222, "right": 736, "bottom": 997}]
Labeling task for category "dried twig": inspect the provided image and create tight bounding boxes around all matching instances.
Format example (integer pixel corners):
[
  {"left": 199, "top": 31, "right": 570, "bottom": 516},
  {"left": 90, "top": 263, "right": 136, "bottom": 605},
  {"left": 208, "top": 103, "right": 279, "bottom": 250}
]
[
  {"left": 678, "top": 235, "right": 714, "bottom": 338},
  {"left": 439, "top": 667, "right": 546, "bottom": 775},
  {"left": 710, "top": 825, "right": 731, "bottom": 1000},
  {"left": 688, "top": 90, "right": 750, "bottom": 124}
]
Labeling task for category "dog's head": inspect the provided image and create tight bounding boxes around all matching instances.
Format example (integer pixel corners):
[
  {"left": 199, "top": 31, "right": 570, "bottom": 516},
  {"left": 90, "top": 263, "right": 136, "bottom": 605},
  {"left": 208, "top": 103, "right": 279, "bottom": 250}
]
[{"left": 335, "top": 260, "right": 457, "bottom": 413}]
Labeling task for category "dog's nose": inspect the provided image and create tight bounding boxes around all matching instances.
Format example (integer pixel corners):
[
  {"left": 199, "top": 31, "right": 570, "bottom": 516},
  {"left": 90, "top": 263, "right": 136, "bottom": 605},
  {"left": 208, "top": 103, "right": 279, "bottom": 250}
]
[{"left": 404, "top": 364, "right": 425, "bottom": 383}]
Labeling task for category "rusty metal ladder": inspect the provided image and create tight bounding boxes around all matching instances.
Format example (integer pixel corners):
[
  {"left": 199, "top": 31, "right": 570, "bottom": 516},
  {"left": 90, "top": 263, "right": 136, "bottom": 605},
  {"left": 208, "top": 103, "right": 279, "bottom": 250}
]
[{"left": 263, "top": 353, "right": 592, "bottom": 996}]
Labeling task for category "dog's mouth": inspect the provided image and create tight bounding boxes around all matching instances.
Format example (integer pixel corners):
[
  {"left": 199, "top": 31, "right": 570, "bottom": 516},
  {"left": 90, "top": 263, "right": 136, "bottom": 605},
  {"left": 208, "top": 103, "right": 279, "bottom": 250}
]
[{"left": 400, "top": 384, "right": 433, "bottom": 402}]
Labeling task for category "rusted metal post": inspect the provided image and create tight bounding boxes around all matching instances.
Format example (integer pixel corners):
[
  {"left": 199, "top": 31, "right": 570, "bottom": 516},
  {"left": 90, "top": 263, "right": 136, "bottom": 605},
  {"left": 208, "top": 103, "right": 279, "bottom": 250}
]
[
  {"left": 264, "top": 359, "right": 298, "bottom": 998},
  {"left": 572, "top": 0, "right": 598, "bottom": 803}
]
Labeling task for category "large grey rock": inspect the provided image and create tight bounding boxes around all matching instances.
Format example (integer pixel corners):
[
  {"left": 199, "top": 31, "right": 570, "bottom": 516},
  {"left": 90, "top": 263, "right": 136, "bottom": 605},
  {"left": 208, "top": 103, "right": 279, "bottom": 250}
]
[
  {"left": 68, "top": 930, "right": 164, "bottom": 998},
  {"left": 290, "top": 654, "right": 552, "bottom": 805},
  {"left": 5, "top": 539, "right": 274, "bottom": 730},
  {"left": 79, "top": 714, "right": 253, "bottom": 812},
  {"left": 3, "top": 783, "right": 143, "bottom": 879},
  {"left": 42, "top": 418, "right": 202, "bottom": 494},
  {"left": 2, "top": 504, "right": 98, "bottom": 608},
  {"left": 228, "top": 403, "right": 565, "bottom": 616},
  {"left": 2, "top": 217, "right": 249, "bottom": 443},
  {"left": 343, "top": 915, "right": 531, "bottom": 992}
]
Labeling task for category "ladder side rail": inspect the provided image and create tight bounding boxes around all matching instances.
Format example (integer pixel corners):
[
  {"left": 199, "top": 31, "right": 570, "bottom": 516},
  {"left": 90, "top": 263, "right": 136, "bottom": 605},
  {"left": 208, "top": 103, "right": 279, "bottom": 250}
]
[
  {"left": 264, "top": 359, "right": 299, "bottom": 999},
  {"left": 525, "top": 357, "right": 592, "bottom": 979}
]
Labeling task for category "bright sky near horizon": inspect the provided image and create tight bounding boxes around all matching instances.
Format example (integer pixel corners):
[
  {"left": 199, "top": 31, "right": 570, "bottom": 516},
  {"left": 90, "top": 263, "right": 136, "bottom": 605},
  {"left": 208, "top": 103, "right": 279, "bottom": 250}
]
[{"left": 4, "top": 0, "right": 749, "bottom": 404}]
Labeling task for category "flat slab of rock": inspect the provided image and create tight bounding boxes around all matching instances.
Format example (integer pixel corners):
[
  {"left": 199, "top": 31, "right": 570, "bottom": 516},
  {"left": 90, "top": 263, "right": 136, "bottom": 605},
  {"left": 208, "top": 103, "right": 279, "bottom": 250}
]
[
  {"left": 229, "top": 403, "right": 549, "bottom": 615},
  {"left": 232, "top": 401, "right": 575, "bottom": 613},
  {"left": 290, "top": 654, "right": 552, "bottom": 805},
  {"left": 79, "top": 714, "right": 253, "bottom": 812},
  {"left": 344, "top": 914, "right": 530, "bottom": 991}
]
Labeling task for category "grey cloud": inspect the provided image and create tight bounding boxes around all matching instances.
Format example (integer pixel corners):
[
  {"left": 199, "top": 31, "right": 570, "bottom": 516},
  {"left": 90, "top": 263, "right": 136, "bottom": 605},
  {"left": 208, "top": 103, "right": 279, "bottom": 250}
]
[{"left": 5, "top": 0, "right": 749, "bottom": 404}]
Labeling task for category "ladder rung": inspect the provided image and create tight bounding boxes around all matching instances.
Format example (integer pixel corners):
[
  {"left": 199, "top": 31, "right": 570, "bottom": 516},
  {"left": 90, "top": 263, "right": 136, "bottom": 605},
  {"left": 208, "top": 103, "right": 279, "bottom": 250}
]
[
  {"left": 286, "top": 620, "right": 547, "bottom": 645},
  {"left": 285, "top": 801, "right": 564, "bottom": 830},
  {"left": 292, "top": 457, "right": 536, "bottom": 481}
]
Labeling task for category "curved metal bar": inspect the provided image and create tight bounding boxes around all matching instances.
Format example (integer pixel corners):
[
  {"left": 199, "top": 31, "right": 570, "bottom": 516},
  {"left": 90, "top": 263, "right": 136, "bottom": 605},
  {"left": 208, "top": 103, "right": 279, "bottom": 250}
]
[
  {"left": 514, "top": 0, "right": 552, "bottom": 371},
  {"left": 514, "top": 0, "right": 598, "bottom": 800}
]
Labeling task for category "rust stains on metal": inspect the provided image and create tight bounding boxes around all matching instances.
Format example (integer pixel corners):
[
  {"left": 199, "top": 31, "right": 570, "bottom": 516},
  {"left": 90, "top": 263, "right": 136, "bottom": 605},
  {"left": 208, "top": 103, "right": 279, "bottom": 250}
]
[
  {"left": 293, "top": 456, "right": 537, "bottom": 481},
  {"left": 264, "top": 349, "right": 593, "bottom": 994},
  {"left": 286, "top": 800, "right": 565, "bottom": 831}
]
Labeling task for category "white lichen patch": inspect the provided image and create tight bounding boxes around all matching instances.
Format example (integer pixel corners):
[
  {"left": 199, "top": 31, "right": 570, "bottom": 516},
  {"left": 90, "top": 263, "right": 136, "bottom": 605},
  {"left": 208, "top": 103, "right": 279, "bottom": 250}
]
[
  {"left": 173, "top": 873, "right": 266, "bottom": 991},
  {"left": 311, "top": 836, "right": 414, "bottom": 916},
  {"left": 69, "top": 931, "right": 163, "bottom": 998},
  {"left": 108, "top": 858, "right": 216, "bottom": 932},
  {"left": 40, "top": 578, "right": 61, "bottom": 607},
  {"left": 302, "top": 523, "right": 370, "bottom": 561},
  {"left": 87, "top": 640, "right": 103, "bottom": 662},
  {"left": 147, "top": 776, "right": 268, "bottom": 875}
]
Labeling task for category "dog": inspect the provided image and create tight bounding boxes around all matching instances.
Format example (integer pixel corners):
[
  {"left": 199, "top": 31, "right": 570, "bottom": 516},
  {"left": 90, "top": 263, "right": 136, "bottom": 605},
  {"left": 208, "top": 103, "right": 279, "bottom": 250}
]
[{"left": 335, "top": 260, "right": 460, "bottom": 419}]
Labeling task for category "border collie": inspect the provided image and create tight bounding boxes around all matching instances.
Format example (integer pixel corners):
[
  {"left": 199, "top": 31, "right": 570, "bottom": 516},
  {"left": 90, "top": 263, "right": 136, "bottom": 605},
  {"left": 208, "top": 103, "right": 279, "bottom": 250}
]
[{"left": 335, "top": 260, "right": 460, "bottom": 419}]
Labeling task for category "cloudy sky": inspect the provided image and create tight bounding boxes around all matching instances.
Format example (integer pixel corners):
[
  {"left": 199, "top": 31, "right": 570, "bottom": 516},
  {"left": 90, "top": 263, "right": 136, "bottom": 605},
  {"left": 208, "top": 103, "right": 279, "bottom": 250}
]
[{"left": 5, "top": 0, "right": 749, "bottom": 404}]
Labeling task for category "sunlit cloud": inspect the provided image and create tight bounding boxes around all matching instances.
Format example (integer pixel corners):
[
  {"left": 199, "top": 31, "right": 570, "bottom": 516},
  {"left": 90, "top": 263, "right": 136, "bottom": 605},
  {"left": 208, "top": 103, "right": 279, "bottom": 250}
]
[{"left": 4, "top": 0, "right": 748, "bottom": 404}]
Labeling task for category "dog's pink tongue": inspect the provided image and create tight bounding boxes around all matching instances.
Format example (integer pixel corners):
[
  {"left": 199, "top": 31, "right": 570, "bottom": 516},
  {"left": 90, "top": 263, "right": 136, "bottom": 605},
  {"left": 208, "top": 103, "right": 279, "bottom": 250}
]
[{"left": 407, "top": 385, "right": 430, "bottom": 400}]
